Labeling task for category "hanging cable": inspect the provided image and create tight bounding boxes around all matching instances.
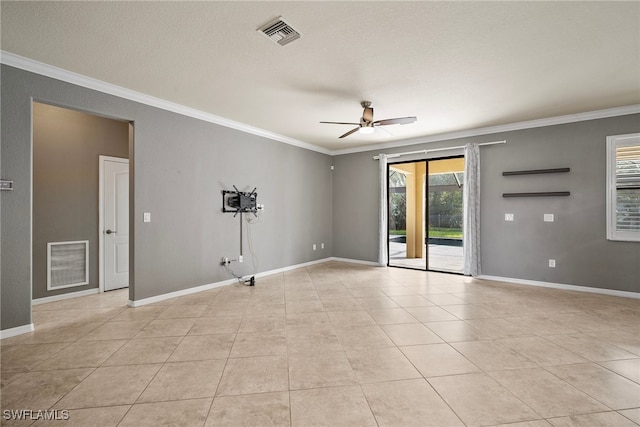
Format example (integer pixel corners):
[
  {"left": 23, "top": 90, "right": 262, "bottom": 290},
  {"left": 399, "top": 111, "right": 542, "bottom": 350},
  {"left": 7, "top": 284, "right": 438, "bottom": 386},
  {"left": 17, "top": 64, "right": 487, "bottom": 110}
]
[
  {"left": 245, "top": 212, "right": 260, "bottom": 273},
  {"left": 223, "top": 263, "right": 244, "bottom": 283}
]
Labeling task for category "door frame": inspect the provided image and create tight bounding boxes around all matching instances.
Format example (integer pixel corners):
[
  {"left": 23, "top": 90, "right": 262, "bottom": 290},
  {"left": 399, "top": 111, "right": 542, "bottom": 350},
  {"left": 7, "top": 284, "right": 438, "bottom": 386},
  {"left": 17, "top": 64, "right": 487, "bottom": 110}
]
[
  {"left": 98, "top": 155, "right": 129, "bottom": 293},
  {"left": 386, "top": 154, "right": 465, "bottom": 273}
]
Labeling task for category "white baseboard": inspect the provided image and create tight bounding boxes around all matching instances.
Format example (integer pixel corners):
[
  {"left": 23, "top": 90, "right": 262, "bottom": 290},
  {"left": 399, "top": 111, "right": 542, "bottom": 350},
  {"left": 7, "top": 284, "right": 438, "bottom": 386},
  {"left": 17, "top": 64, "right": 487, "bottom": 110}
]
[
  {"left": 0, "top": 323, "right": 34, "bottom": 339},
  {"left": 128, "top": 257, "right": 334, "bottom": 307},
  {"left": 255, "top": 257, "right": 333, "bottom": 277},
  {"left": 128, "top": 279, "right": 236, "bottom": 307},
  {"left": 329, "top": 257, "right": 382, "bottom": 267},
  {"left": 478, "top": 275, "right": 640, "bottom": 299},
  {"left": 32, "top": 288, "right": 100, "bottom": 305}
]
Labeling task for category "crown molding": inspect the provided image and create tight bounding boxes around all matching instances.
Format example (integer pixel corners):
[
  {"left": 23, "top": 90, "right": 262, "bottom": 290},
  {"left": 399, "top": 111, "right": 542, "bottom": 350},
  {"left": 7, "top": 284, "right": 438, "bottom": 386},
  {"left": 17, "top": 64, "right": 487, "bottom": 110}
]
[
  {"left": 0, "top": 50, "right": 331, "bottom": 155},
  {"left": 2, "top": 51, "right": 638, "bottom": 158},
  {"left": 331, "top": 104, "right": 640, "bottom": 156}
]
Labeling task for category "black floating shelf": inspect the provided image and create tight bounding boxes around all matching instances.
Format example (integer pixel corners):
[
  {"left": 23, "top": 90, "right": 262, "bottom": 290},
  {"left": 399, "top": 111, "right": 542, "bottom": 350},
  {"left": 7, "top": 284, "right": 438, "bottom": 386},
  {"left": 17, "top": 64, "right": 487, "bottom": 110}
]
[
  {"left": 502, "top": 168, "right": 570, "bottom": 176},
  {"left": 503, "top": 191, "right": 570, "bottom": 198}
]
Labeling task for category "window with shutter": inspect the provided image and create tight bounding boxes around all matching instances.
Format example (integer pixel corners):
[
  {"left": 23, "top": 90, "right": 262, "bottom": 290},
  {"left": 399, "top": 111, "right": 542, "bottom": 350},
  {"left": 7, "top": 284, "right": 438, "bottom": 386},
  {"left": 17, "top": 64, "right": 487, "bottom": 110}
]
[{"left": 607, "top": 133, "right": 640, "bottom": 242}]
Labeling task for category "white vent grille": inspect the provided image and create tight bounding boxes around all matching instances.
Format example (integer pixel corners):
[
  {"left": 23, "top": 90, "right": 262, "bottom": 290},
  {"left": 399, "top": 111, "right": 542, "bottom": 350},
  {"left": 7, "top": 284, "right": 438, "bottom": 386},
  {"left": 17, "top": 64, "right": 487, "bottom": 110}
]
[
  {"left": 258, "top": 17, "right": 300, "bottom": 46},
  {"left": 47, "top": 241, "right": 89, "bottom": 290}
]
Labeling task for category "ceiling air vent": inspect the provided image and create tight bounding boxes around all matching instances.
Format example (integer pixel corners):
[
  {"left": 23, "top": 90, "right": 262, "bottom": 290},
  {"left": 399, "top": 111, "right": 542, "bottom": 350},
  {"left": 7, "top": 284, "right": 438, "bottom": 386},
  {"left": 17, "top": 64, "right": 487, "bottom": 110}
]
[{"left": 258, "top": 17, "right": 300, "bottom": 46}]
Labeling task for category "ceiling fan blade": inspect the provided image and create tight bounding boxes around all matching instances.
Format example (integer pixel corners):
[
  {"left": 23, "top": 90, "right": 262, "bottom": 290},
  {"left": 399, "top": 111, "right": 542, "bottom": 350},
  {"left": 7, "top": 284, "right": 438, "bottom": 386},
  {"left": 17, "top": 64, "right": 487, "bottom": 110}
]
[
  {"left": 374, "top": 116, "right": 417, "bottom": 126},
  {"left": 339, "top": 127, "right": 360, "bottom": 138},
  {"left": 363, "top": 107, "right": 374, "bottom": 123},
  {"left": 320, "top": 121, "right": 360, "bottom": 125}
]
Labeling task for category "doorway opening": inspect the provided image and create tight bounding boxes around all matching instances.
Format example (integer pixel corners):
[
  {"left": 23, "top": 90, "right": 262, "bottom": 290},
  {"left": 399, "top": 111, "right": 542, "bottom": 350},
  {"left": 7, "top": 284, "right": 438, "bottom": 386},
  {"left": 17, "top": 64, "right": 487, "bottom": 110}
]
[
  {"left": 387, "top": 156, "right": 465, "bottom": 273},
  {"left": 32, "top": 102, "right": 132, "bottom": 303}
]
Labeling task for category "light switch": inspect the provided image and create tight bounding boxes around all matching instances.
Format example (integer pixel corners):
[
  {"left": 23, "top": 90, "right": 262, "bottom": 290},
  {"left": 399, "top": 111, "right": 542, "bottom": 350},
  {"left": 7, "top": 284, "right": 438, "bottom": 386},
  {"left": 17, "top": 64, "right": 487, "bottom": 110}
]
[
  {"left": 544, "top": 214, "right": 554, "bottom": 222},
  {"left": 505, "top": 213, "right": 514, "bottom": 222},
  {"left": 143, "top": 212, "right": 151, "bottom": 223}
]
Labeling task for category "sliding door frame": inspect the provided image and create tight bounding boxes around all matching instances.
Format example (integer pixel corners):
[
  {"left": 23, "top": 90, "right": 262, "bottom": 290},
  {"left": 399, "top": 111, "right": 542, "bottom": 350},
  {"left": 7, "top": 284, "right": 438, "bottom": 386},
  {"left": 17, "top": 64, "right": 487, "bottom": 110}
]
[{"left": 387, "top": 154, "right": 465, "bottom": 274}]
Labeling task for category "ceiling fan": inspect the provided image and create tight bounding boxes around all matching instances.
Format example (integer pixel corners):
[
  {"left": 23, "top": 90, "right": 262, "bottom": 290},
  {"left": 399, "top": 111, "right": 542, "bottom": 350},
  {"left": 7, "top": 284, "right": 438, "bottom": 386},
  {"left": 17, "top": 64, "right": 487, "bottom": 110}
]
[{"left": 320, "top": 101, "right": 417, "bottom": 138}]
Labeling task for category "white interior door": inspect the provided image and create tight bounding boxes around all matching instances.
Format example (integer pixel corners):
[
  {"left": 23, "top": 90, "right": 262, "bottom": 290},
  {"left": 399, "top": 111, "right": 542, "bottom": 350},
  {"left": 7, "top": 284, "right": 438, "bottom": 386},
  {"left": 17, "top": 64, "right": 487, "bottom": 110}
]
[{"left": 103, "top": 158, "right": 129, "bottom": 291}]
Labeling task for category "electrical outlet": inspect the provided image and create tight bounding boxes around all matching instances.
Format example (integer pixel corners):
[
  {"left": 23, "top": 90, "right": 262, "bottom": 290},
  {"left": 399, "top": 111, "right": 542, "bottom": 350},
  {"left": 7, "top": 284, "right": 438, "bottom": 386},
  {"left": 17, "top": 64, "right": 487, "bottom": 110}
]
[
  {"left": 321, "top": 243, "right": 324, "bottom": 249},
  {"left": 505, "top": 213, "right": 514, "bottom": 222},
  {"left": 544, "top": 213, "right": 554, "bottom": 222},
  {"left": 313, "top": 244, "right": 317, "bottom": 251},
  {"left": 549, "top": 259, "right": 556, "bottom": 268},
  {"left": 239, "top": 255, "right": 244, "bottom": 263},
  {"left": 221, "top": 257, "right": 230, "bottom": 266},
  {"left": 143, "top": 212, "right": 151, "bottom": 223}
]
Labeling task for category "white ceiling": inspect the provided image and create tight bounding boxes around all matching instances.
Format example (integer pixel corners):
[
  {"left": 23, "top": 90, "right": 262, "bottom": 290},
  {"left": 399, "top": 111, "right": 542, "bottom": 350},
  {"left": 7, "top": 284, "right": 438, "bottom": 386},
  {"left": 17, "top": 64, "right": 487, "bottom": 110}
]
[{"left": 2, "top": 1, "right": 639, "bottom": 152}]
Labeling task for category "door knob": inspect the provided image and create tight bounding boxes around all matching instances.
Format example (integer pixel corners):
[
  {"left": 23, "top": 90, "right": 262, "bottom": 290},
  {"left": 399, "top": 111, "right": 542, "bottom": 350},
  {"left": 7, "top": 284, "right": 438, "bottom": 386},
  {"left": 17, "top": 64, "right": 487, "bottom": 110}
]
[{"left": 105, "top": 229, "right": 116, "bottom": 235}]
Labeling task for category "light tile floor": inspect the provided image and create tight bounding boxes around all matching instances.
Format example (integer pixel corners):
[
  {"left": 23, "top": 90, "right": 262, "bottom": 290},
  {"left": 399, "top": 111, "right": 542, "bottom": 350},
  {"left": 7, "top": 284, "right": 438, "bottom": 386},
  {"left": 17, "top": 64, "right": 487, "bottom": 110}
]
[{"left": 1, "top": 261, "right": 639, "bottom": 426}]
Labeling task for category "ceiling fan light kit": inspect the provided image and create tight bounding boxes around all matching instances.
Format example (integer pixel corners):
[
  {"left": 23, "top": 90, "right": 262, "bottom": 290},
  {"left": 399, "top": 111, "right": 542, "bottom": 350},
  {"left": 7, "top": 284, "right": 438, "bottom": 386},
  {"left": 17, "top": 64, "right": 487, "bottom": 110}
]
[
  {"left": 320, "top": 101, "right": 417, "bottom": 139},
  {"left": 358, "top": 126, "right": 375, "bottom": 135}
]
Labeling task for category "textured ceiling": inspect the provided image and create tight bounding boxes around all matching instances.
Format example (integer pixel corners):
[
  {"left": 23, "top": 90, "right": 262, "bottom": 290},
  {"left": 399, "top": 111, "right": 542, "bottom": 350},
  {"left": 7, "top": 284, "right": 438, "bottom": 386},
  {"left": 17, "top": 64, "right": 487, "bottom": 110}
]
[{"left": 2, "top": 1, "right": 639, "bottom": 152}]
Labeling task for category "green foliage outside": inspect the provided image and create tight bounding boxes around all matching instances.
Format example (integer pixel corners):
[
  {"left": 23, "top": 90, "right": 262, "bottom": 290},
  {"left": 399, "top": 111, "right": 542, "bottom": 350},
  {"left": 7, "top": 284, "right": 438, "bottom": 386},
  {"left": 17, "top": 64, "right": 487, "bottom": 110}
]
[
  {"left": 391, "top": 228, "right": 462, "bottom": 238},
  {"left": 389, "top": 229, "right": 406, "bottom": 235},
  {"left": 389, "top": 193, "right": 406, "bottom": 231},
  {"left": 428, "top": 227, "right": 462, "bottom": 238},
  {"left": 428, "top": 191, "right": 463, "bottom": 228}
]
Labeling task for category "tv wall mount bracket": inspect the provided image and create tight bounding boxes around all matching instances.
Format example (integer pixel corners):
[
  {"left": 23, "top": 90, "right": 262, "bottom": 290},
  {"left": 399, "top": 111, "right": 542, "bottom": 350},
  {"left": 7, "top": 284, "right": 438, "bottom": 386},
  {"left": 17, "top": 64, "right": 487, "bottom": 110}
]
[{"left": 222, "top": 185, "right": 258, "bottom": 286}]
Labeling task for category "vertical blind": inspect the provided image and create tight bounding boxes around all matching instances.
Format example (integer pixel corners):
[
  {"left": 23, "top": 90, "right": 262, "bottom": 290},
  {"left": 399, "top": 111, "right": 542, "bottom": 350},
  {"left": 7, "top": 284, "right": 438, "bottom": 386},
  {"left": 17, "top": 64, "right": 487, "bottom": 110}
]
[{"left": 615, "top": 143, "right": 640, "bottom": 232}]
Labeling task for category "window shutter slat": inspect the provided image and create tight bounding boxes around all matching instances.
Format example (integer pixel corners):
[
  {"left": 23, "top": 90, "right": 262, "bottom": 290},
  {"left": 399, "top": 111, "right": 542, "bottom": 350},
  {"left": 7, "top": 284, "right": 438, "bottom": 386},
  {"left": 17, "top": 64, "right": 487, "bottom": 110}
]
[{"left": 615, "top": 143, "right": 640, "bottom": 233}]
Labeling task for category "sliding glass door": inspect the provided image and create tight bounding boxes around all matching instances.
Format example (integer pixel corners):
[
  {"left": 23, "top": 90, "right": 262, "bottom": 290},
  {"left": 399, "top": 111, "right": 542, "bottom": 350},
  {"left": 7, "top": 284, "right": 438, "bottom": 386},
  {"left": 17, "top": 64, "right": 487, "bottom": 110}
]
[
  {"left": 388, "top": 156, "right": 465, "bottom": 273},
  {"left": 426, "top": 157, "right": 464, "bottom": 273}
]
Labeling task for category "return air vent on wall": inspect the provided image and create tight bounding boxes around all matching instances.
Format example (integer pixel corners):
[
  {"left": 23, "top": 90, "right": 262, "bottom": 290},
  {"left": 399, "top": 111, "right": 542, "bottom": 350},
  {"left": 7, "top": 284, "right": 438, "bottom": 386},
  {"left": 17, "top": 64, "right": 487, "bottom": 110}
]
[
  {"left": 47, "top": 240, "right": 89, "bottom": 290},
  {"left": 257, "top": 17, "right": 301, "bottom": 46}
]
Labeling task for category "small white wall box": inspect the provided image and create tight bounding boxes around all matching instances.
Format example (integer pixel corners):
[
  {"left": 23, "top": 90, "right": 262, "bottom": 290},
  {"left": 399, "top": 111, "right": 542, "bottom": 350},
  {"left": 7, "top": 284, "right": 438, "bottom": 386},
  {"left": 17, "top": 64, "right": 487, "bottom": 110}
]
[{"left": 47, "top": 240, "right": 89, "bottom": 290}]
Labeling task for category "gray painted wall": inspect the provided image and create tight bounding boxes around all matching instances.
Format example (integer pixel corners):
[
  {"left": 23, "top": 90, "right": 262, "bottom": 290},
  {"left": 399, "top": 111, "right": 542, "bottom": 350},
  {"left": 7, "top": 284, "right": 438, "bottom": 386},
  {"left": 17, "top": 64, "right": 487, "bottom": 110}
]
[
  {"left": 2, "top": 62, "right": 637, "bottom": 334},
  {"left": 32, "top": 102, "right": 130, "bottom": 299},
  {"left": 333, "top": 114, "right": 640, "bottom": 293},
  {"left": 1, "top": 65, "right": 333, "bottom": 330}
]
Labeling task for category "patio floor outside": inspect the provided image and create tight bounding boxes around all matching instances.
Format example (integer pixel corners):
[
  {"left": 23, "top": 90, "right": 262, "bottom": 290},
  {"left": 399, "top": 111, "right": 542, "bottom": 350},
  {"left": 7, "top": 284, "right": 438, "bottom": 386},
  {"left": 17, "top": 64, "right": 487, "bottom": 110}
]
[{"left": 389, "top": 239, "right": 463, "bottom": 273}]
